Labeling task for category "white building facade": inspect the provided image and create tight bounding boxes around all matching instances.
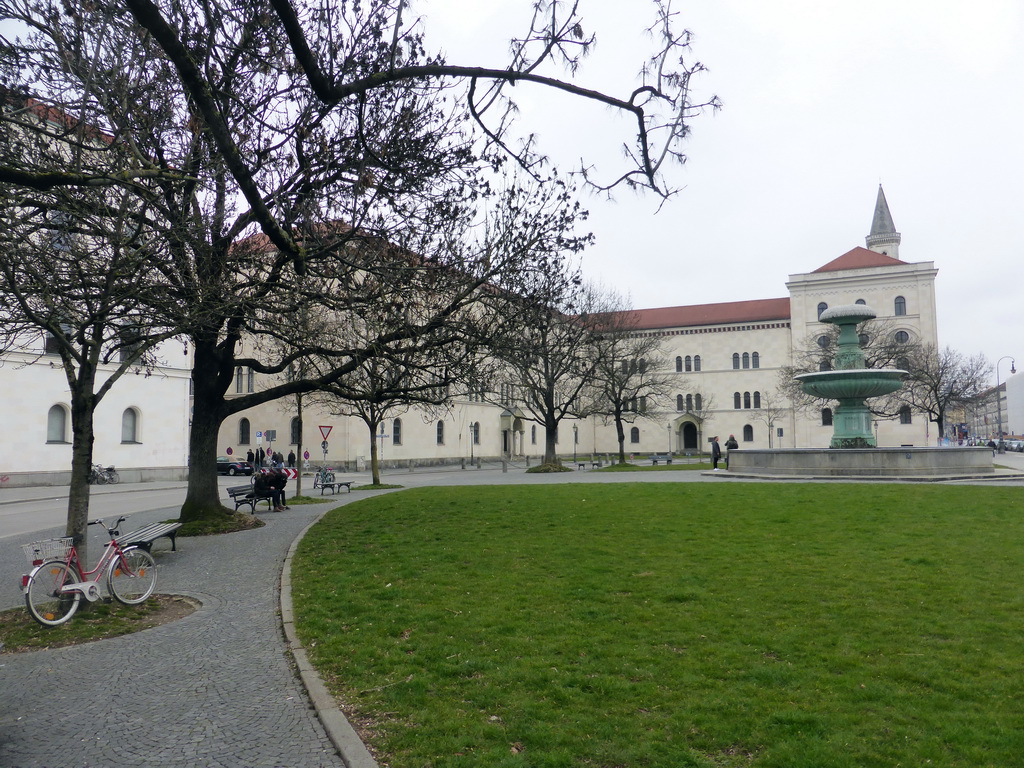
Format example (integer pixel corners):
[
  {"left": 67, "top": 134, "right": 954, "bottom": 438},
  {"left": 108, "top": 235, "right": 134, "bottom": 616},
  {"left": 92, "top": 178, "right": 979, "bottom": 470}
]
[{"left": 218, "top": 187, "right": 941, "bottom": 468}]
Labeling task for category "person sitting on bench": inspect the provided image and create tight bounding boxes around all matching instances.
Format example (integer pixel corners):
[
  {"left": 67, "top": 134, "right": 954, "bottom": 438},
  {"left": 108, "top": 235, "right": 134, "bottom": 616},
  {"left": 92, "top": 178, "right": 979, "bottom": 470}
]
[
  {"left": 254, "top": 471, "right": 286, "bottom": 512},
  {"left": 271, "top": 469, "right": 290, "bottom": 510}
]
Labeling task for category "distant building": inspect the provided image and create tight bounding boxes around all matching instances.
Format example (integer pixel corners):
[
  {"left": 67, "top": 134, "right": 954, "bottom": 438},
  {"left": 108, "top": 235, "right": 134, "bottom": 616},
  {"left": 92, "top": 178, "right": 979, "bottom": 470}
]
[{"left": 220, "top": 187, "right": 940, "bottom": 467}]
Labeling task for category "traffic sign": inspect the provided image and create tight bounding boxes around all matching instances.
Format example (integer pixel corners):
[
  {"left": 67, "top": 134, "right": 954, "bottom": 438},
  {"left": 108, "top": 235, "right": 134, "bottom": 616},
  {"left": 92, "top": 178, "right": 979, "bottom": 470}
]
[
  {"left": 319, "top": 425, "right": 333, "bottom": 440},
  {"left": 321, "top": 440, "right": 329, "bottom": 451}
]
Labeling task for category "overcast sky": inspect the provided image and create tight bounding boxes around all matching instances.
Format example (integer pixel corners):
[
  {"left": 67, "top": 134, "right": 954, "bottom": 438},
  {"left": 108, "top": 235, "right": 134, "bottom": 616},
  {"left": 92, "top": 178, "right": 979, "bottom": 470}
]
[{"left": 424, "top": 0, "right": 1023, "bottom": 384}]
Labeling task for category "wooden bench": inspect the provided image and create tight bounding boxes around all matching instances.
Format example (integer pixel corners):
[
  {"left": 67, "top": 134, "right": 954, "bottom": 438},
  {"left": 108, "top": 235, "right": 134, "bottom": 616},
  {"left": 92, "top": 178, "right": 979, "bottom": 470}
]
[
  {"left": 650, "top": 453, "right": 673, "bottom": 465},
  {"left": 317, "top": 480, "right": 352, "bottom": 495},
  {"left": 576, "top": 461, "right": 601, "bottom": 470},
  {"left": 227, "top": 484, "right": 273, "bottom": 513},
  {"left": 117, "top": 522, "right": 183, "bottom": 553}
]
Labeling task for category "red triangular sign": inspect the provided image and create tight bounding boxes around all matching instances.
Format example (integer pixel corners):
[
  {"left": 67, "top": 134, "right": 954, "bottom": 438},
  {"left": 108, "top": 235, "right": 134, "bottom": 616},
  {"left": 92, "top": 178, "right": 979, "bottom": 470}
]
[{"left": 319, "top": 425, "right": 333, "bottom": 440}]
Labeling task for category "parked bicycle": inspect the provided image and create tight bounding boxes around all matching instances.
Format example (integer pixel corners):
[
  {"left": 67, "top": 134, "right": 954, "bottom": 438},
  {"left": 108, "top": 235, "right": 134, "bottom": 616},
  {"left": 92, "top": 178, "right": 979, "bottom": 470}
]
[
  {"left": 87, "top": 464, "right": 120, "bottom": 485},
  {"left": 21, "top": 516, "right": 157, "bottom": 626},
  {"left": 312, "top": 466, "right": 335, "bottom": 489}
]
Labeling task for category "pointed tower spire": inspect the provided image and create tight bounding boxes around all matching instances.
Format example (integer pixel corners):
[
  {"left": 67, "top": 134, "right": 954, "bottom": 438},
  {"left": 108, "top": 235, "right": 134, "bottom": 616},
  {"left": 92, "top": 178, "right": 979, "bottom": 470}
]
[{"left": 865, "top": 185, "right": 901, "bottom": 258}]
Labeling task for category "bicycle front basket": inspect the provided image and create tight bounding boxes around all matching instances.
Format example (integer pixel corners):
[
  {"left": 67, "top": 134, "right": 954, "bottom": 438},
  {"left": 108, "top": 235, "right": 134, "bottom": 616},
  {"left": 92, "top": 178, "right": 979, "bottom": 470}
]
[{"left": 22, "top": 537, "right": 74, "bottom": 566}]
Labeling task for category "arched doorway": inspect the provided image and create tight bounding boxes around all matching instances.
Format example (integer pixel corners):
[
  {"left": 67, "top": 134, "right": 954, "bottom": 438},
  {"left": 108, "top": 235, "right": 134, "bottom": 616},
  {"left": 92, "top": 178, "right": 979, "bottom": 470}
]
[{"left": 682, "top": 422, "right": 698, "bottom": 451}]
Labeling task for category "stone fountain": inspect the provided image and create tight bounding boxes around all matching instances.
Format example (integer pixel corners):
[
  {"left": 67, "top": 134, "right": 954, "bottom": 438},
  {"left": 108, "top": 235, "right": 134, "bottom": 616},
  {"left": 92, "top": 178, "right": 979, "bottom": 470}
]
[
  {"left": 723, "top": 303, "right": 995, "bottom": 478},
  {"left": 794, "top": 305, "right": 905, "bottom": 448}
]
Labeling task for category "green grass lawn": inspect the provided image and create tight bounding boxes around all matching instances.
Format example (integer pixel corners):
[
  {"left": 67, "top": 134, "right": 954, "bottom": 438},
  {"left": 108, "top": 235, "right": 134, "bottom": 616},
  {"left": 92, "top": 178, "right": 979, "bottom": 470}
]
[{"left": 291, "top": 483, "right": 1024, "bottom": 768}]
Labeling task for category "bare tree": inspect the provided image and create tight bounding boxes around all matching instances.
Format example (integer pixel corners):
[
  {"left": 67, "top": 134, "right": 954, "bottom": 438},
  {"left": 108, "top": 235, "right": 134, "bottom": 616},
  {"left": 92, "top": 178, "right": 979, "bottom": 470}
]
[
  {"left": 891, "top": 345, "right": 991, "bottom": 438},
  {"left": 587, "top": 294, "right": 672, "bottom": 463},
  {"left": 752, "top": 389, "right": 789, "bottom": 448},
  {"left": 491, "top": 267, "right": 603, "bottom": 466},
  {"left": 0, "top": 105, "right": 177, "bottom": 562},
  {"left": 0, "top": 0, "right": 714, "bottom": 520}
]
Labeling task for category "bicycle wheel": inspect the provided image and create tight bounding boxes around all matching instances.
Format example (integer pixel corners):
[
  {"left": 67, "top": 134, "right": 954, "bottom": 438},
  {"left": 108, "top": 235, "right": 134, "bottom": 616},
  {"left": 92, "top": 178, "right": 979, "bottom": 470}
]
[
  {"left": 324, "top": 471, "right": 335, "bottom": 483},
  {"left": 107, "top": 547, "right": 157, "bottom": 605},
  {"left": 25, "top": 561, "right": 82, "bottom": 626},
  {"left": 107, "top": 470, "right": 120, "bottom": 484},
  {"left": 313, "top": 473, "right": 321, "bottom": 488}
]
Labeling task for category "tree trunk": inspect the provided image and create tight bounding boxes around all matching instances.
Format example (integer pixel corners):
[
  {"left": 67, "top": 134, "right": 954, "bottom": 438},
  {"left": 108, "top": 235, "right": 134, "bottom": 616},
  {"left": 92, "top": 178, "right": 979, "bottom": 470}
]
[
  {"left": 180, "top": 340, "right": 233, "bottom": 523},
  {"left": 614, "top": 413, "right": 627, "bottom": 464},
  {"left": 544, "top": 421, "right": 558, "bottom": 465},
  {"left": 368, "top": 421, "right": 381, "bottom": 485},
  {"left": 67, "top": 384, "right": 97, "bottom": 570}
]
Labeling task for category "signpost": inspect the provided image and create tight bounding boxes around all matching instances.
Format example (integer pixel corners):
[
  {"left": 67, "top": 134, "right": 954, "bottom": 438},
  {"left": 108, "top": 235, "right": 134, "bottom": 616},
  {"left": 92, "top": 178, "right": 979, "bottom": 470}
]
[{"left": 319, "top": 426, "right": 332, "bottom": 465}]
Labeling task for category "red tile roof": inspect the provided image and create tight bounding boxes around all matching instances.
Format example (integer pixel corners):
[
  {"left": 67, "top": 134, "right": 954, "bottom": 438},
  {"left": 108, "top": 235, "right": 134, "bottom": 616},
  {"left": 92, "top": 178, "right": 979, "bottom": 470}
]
[
  {"left": 813, "top": 247, "right": 907, "bottom": 273},
  {"left": 629, "top": 297, "right": 791, "bottom": 330}
]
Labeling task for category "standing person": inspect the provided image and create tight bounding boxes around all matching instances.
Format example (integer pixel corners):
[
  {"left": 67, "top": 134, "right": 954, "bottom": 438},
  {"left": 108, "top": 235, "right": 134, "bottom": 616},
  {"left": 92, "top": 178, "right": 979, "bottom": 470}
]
[
  {"left": 287, "top": 450, "right": 296, "bottom": 468},
  {"left": 246, "top": 448, "right": 255, "bottom": 465},
  {"left": 711, "top": 436, "right": 722, "bottom": 470},
  {"left": 724, "top": 434, "right": 738, "bottom": 469},
  {"left": 256, "top": 446, "right": 265, "bottom": 468}
]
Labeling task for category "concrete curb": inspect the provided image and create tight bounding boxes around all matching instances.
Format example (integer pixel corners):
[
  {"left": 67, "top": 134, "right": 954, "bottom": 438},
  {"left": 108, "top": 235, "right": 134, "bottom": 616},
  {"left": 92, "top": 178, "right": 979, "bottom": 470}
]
[{"left": 280, "top": 511, "right": 379, "bottom": 768}]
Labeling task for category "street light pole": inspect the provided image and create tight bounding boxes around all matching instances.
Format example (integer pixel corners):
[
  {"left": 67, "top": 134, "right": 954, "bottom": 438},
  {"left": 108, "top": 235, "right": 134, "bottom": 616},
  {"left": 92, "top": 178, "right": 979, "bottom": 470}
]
[
  {"left": 572, "top": 423, "right": 578, "bottom": 463},
  {"left": 996, "top": 356, "right": 1016, "bottom": 447}
]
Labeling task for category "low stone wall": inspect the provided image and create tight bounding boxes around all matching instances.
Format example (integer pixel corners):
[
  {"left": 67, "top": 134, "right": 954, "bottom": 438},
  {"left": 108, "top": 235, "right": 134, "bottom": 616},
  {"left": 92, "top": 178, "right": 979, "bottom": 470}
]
[{"left": 728, "top": 447, "right": 993, "bottom": 477}]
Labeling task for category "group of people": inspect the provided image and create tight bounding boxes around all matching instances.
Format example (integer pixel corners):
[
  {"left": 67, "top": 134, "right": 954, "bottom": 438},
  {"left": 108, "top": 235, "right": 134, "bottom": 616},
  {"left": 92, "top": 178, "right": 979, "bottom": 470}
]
[
  {"left": 710, "top": 434, "right": 739, "bottom": 470},
  {"left": 245, "top": 447, "right": 296, "bottom": 469},
  {"left": 253, "top": 468, "right": 290, "bottom": 512}
]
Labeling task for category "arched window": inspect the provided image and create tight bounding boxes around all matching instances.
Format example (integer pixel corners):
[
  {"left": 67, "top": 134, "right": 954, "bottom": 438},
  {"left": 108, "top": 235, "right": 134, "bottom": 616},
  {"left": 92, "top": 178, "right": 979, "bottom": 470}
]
[
  {"left": 822, "top": 408, "right": 833, "bottom": 426},
  {"left": 436, "top": 420, "right": 445, "bottom": 445},
  {"left": 897, "top": 357, "right": 910, "bottom": 371},
  {"left": 855, "top": 298, "right": 867, "bottom": 305},
  {"left": 121, "top": 408, "right": 139, "bottom": 443},
  {"left": 694, "top": 355, "right": 701, "bottom": 372},
  {"left": 899, "top": 406, "right": 912, "bottom": 425},
  {"left": 894, "top": 296, "right": 907, "bottom": 316},
  {"left": 859, "top": 333, "right": 870, "bottom": 347},
  {"left": 734, "top": 392, "right": 742, "bottom": 409},
  {"left": 239, "top": 417, "right": 251, "bottom": 445},
  {"left": 894, "top": 330, "right": 910, "bottom": 344},
  {"left": 630, "top": 426, "right": 640, "bottom": 444},
  {"left": 47, "top": 404, "right": 68, "bottom": 443},
  {"left": 819, "top": 360, "right": 832, "bottom": 371},
  {"left": 685, "top": 355, "right": 693, "bottom": 372},
  {"left": 694, "top": 394, "right": 702, "bottom": 411},
  {"left": 675, "top": 356, "right": 682, "bottom": 373},
  {"left": 685, "top": 394, "right": 693, "bottom": 411},
  {"left": 743, "top": 391, "right": 752, "bottom": 409},
  {"left": 751, "top": 352, "right": 759, "bottom": 369},
  {"left": 743, "top": 425, "right": 754, "bottom": 442},
  {"left": 732, "top": 353, "right": 740, "bottom": 369},
  {"left": 817, "top": 302, "right": 828, "bottom": 319},
  {"left": 393, "top": 418, "right": 403, "bottom": 446},
  {"left": 531, "top": 425, "right": 537, "bottom": 444},
  {"left": 638, "top": 359, "right": 647, "bottom": 374},
  {"left": 742, "top": 352, "right": 750, "bottom": 369},
  {"left": 753, "top": 391, "right": 761, "bottom": 409},
  {"left": 472, "top": 422, "right": 481, "bottom": 445},
  {"left": 676, "top": 394, "right": 684, "bottom": 411},
  {"left": 290, "top": 417, "right": 301, "bottom": 445}
]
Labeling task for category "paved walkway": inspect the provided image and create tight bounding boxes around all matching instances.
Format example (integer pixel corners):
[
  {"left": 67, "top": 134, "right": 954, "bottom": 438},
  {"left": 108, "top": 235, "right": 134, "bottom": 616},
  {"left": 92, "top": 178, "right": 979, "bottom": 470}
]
[
  {"left": 2, "top": 456, "right": 1022, "bottom": 767},
  {"left": 0, "top": 501, "right": 354, "bottom": 768}
]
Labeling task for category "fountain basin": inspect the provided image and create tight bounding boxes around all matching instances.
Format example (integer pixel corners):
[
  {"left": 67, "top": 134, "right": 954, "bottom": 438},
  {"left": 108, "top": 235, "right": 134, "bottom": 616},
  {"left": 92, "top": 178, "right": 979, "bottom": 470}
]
[
  {"left": 795, "top": 368, "right": 906, "bottom": 400},
  {"left": 727, "top": 447, "right": 994, "bottom": 478}
]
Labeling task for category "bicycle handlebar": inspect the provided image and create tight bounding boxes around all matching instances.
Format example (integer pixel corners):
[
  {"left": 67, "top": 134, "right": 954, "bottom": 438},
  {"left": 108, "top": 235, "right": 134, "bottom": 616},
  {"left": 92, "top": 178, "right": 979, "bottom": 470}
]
[{"left": 88, "top": 516, "right": 127, "bottom": 536}]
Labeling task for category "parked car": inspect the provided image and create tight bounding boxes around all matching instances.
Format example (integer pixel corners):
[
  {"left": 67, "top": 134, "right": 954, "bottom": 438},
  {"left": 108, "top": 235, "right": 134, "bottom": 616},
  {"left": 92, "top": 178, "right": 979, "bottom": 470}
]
[{"left": 217, "top": 456, "right": 253, "bottom": 476}]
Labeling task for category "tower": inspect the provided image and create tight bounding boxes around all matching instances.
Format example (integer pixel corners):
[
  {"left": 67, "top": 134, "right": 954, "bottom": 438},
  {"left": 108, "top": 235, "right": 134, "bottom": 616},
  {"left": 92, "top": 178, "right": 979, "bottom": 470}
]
[{"left": 865, "top": 185, "right": 901, "bottom": 259}]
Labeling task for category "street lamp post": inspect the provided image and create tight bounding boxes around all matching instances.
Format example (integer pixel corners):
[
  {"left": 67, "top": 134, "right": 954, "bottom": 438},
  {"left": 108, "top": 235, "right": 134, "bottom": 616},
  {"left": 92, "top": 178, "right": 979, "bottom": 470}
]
[
  {"left": 996, "top": 356, "right": 1016, "bottom": 448},
  {"left": 572, "top": 423, "right": 578, "bottom": 463}
]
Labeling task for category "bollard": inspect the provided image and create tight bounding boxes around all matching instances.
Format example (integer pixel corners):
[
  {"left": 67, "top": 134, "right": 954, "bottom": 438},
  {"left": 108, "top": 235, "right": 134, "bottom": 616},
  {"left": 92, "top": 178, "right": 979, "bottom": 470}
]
[{"left": 502, "top": 459, "right": 507, "bottom": 473}]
